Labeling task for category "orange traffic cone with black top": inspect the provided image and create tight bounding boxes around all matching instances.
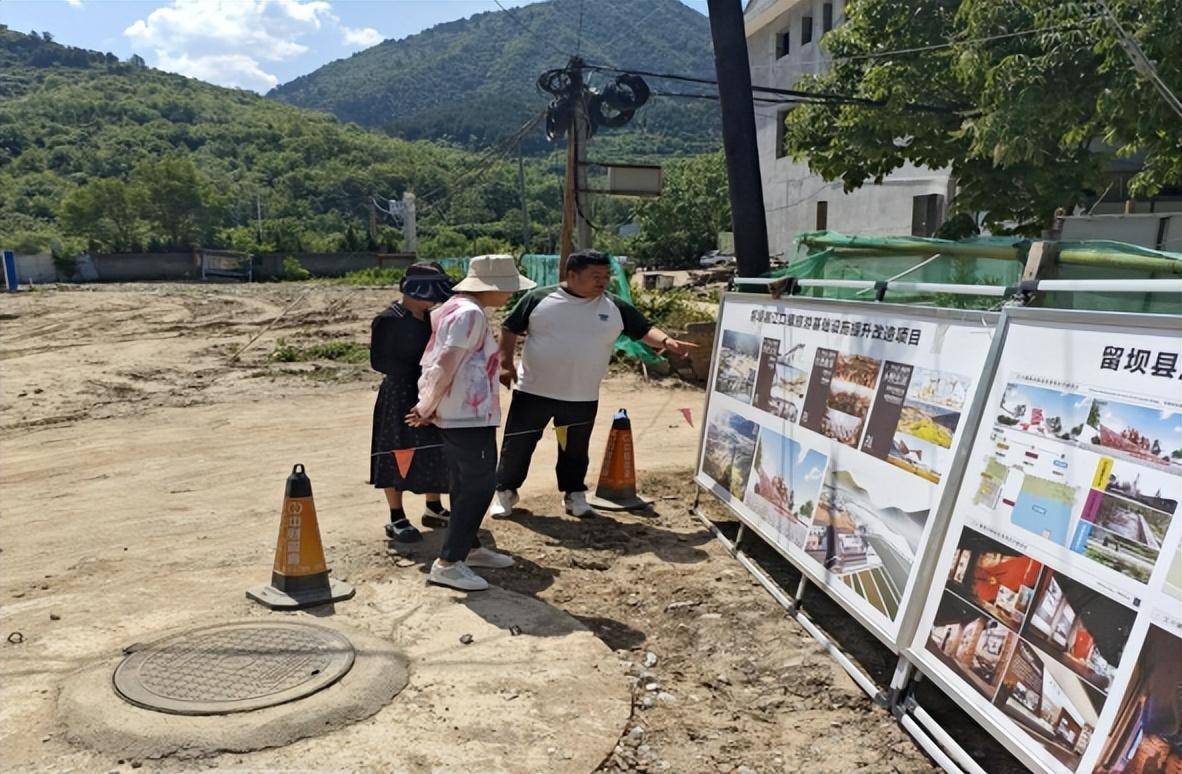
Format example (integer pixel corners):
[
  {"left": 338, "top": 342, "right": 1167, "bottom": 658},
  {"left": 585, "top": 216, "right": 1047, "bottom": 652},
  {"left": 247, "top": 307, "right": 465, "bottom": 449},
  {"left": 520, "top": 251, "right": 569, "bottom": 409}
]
[
  {"left": 587, "top": 409, "right": 653, "bottom": 512},
  {"left": 247, "top": 464, "right": 355, "bottom": 609}
]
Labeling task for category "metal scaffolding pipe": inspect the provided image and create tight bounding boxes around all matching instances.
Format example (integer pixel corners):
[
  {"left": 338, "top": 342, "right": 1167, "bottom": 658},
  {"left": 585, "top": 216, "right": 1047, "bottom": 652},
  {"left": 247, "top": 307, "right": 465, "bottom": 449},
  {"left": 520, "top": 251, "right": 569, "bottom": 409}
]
[
  {"left": 909, "top": 705, "right": 990, "bottom": 774},
  {"left": 733, "top": 277, "right": 1182, "bottom": 295},
  {"left": 900, "top": 714, "right": 967, "bottom": 774}
]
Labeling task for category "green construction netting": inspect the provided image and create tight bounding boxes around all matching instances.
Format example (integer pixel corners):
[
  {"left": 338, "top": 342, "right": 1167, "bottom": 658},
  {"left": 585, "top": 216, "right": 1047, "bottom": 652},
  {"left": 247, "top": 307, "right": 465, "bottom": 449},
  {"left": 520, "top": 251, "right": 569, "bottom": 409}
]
[{"left": 767, "top": 230, "right": 1181, "bottom": 315}]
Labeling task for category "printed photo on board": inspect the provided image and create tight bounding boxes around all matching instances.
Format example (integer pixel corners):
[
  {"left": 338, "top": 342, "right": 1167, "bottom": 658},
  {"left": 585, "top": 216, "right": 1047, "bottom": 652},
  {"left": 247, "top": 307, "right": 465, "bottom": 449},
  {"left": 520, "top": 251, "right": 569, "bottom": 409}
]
[
  {"left": 943, "top": 527, "right": 1044, "bottom": 633},
  {"left": 1095, "top": 625, "right": 1182, "bottom": 774},
  {"left": 1085, "top": 399, "right": 1182, "bottom": 470},
  {"left": 993, "top": 638, "right": 1104, "bottom": 770},
  {"left": 701, "top": 409, "right": 760, "bottom": 500},
  {"left": 714, "top": 330, "right": 761, "bottom": 404},
  {"left": 751, "top": 336, "right": 810, "bottom": 423},
  {"left": 926, "top": 590, "right": 1022, "bottom": 701},
  {"left": 1071, "top": 488, "right": 1176, "bottom": 584},
  {"left": 1020, "top": 569, "right": 1135, "bottom": 693},
  {"left": 743, "top": 428, "right": 827, "bottom": 546},
  {"left": 995, "top": 382, "right": 1091, "bottom": 441},
  {"left": 803, "top": 465, "right": 926, "bottom": 620},
  {"left": 822, "top": 353, "right": 882, "bottom": 447}
]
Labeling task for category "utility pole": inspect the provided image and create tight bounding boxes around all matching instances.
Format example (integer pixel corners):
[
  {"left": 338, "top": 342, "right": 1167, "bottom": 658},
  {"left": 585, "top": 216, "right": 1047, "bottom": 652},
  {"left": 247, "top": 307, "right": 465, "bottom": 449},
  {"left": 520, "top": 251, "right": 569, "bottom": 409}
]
[
  {"left": 559, "top": 56, "right": 591, "bottom": 278},
  {"left": 255, "top": 193, "right": 263, "bottom": 244},
  {"left": 517, "top": 152, "right": 531, "bottom": 253},
  {"left": 368, "top": 196, "right": 378, "bottom": 245},
  {"left": 707, "top": 0, "right": 769, "bottom": 278},
  {"left": 401, "top": 192, "right": 417, "bottom": 254}
]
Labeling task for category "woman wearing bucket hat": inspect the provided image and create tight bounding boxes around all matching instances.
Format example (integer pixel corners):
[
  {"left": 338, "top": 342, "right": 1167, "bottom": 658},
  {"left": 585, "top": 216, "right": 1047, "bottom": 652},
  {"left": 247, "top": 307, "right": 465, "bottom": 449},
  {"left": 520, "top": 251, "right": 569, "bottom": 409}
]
[
  {"left": 407, "top": 255, "right": 536, "bottom": 591},
  {"left": 369, "top": 263, "right": 455, "bottom": 543}
]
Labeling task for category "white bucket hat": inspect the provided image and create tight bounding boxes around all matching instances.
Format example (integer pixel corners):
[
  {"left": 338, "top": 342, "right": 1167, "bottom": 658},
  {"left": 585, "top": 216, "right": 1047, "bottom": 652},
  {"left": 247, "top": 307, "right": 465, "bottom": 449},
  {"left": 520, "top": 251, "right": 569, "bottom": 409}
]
[{"left": 452, "top": 254, "right": 537, "bottom": 293}]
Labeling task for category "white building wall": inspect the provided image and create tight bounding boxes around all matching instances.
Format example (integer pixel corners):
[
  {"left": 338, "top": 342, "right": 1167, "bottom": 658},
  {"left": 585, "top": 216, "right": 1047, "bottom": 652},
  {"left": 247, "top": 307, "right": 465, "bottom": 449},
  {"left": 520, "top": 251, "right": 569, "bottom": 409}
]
[{"left": 745, "top": 0, "right": 953, "bottom": 258}]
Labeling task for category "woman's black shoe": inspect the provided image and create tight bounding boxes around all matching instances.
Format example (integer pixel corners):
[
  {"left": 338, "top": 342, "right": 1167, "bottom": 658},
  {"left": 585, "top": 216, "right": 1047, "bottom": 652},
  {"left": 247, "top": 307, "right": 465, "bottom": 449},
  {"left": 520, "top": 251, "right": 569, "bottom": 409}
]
[
  {"left": 421, "top": 508, "right": 450, "bottom": 529},
  {"left": 385, "top": 518, "right": 423, "bottom": 542}
]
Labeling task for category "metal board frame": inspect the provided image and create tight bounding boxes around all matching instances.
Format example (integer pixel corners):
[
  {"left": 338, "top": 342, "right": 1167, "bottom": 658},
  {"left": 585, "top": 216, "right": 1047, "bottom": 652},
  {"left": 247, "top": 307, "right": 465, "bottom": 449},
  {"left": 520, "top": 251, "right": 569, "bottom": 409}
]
[
  {"left": 694, "top": 292, "right": 1002, "bottom": 654},
  {"left": 899, "top": 305, "right": 1182, "bottom": 774}
]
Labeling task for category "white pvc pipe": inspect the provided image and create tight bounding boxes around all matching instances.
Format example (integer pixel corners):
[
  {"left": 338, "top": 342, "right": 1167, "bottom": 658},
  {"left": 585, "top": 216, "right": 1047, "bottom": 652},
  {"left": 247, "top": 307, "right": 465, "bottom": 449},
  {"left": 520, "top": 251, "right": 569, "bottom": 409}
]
[
  {"left": 910, "top": 705, "right": 989, "bottom": 774},
  {"left": 900, "top": 714, "right": 967, "bottom": 774},
  {"left": 730, "top": 548, "right": 880, "bottom": 699},
  {"left": 1037, "top": 278, "right": 1182, "bottom": 293},
  {"left": 734, "top": 276, "right": 1182, "bottom": 295}
]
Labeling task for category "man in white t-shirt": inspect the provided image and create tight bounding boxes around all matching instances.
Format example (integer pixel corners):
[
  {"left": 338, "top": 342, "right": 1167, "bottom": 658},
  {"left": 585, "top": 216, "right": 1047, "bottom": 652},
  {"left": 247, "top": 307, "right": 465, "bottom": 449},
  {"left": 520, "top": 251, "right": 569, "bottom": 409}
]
[{"left": 491, "top": 250, "right": 695, "bottom": 518}]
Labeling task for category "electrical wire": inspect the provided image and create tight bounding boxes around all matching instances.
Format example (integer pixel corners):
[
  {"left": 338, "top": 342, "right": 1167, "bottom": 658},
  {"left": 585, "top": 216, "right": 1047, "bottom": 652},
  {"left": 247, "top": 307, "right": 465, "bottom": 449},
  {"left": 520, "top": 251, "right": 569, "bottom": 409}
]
[
  {"left": 492, "top": 0, "right": 571, "bottom": 61},
  {"left": 1095, "top": 0, "right": 1182, "bottom": 119},
  {"left": 582, "top": 63, "right": 963, "bottom": 114},
  {"left": 575, "top": 0, "right": 585, "bottom": 56},
  {"left": 774, "top": 17, "right": 1102, "bottom": 71}
]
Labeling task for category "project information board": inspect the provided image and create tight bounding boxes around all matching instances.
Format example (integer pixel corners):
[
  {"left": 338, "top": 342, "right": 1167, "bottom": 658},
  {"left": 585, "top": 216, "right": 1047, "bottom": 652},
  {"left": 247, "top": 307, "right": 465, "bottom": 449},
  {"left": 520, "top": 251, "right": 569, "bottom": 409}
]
[
  {"left": 906, "top": 309, "right": 1182, "bottom": 774},
  {"left": 695, "top": 294, "right": 998, "bottom": 647}
]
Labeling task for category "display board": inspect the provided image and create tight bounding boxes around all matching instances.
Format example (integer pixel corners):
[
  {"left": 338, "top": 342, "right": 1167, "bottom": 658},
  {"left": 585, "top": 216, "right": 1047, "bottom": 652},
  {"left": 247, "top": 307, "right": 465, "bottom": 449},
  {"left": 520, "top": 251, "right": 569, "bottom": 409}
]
[
  {"left": 695, "top": 294, "right": 999, "bottom": 648},
  {"left": 905, "top": 308, "right": 1182, "bottom": 774}
]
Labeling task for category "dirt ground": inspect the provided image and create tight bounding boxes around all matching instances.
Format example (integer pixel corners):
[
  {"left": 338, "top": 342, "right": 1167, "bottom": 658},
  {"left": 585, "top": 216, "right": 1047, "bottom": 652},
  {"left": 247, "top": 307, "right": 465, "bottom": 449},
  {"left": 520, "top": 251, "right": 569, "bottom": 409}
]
[{"left": 2, "top": 283, "right": 946, "bottom": 773}]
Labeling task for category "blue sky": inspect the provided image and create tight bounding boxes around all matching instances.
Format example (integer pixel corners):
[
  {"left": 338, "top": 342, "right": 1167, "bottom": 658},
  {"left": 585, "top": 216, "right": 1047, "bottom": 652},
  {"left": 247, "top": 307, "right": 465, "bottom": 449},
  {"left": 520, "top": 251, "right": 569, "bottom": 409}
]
[{"left": 0, "top": 0, "right": 708, "bottom": 93}]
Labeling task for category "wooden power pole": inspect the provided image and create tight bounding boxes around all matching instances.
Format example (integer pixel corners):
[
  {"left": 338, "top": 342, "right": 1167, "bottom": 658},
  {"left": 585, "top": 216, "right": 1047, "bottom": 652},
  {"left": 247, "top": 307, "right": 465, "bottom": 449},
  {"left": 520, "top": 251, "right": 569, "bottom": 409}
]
[
  {"left": 559, "top": 57, "right": 591, "bottom": 279},
  {"left": 707, "top": 0, "right": 769, "bottom": 278}
]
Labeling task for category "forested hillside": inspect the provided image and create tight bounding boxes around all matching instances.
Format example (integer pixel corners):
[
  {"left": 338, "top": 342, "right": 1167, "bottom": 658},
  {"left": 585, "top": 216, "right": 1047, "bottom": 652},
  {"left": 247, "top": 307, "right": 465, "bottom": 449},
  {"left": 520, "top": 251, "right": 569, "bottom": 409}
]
[
  {"left": 0, "top": 28, "right": 575, "bottom": 256},
  {"left": 269, "top": 0, "right": 720, "bottom": 155}
]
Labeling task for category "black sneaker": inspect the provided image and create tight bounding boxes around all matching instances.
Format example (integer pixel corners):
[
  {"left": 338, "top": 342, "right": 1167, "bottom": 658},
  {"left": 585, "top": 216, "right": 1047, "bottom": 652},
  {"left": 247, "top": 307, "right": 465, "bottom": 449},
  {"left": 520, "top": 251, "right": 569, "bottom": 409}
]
[
  {"left": 385, "top": 518, "right": 422, "bottom": 543},
  {"left": 421, "top": 507, "right": 450, "bottom": 529}
]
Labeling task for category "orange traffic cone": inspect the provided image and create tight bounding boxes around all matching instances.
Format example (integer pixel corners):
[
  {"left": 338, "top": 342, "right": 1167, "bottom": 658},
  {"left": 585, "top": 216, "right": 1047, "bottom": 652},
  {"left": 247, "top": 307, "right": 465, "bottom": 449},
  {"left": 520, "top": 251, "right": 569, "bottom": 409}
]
[
  {"left": 246, "top": 464, "right": 355, "bottom": 610},
  {"left": 587, "top": 409, "right": 652, "bottom": 512}
]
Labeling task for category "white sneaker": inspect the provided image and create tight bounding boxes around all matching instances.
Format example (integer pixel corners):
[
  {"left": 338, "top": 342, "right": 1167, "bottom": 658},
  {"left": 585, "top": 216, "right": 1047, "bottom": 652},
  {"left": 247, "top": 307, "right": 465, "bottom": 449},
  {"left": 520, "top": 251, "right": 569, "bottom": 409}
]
[
  {"left": 428, "top": 560, "right": 489, "bottom": 591},
  {"left": 564, "top": 491, "right": 597, "bottom": 518},
  {"left": 466, "top": 547, "right": 515, "bottom": 569},
  {"left": 489, "top": 489, "right": 519, "bottom": 518}
]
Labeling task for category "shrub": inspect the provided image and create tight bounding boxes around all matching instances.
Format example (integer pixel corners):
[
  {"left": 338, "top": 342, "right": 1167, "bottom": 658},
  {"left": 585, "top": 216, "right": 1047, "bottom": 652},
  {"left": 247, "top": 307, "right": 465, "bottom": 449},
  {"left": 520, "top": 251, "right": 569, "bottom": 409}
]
[
  {"left": 631, "top": 287, "right": 716, "bottom": 331},
  {"left": 279, "top": 255, "right": 311, "bottom": 281},
  {"left": 328, "top": 267, "right": 404, "bottom": 286}
]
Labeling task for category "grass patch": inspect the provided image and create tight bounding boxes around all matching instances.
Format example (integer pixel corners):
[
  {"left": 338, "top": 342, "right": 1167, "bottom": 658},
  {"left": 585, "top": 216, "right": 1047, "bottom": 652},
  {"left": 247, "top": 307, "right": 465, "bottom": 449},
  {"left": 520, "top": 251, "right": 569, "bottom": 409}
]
[
  {"left": 270, "top": 338, "right": 369, "bottom": 364},
  {"left": 324, "top": 267, "right": 405, "bottom": 286}
]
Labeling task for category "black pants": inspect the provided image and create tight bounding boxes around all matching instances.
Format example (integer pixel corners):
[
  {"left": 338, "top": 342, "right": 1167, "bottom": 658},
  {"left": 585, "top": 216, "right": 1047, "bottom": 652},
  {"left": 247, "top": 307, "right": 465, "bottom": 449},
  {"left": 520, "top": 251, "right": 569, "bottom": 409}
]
[
  {"left": 497, "top": 390, "right": 598, "bottom": 494},
  {"left": 439, "top": 426, "right": 497, "bottom": 562}
]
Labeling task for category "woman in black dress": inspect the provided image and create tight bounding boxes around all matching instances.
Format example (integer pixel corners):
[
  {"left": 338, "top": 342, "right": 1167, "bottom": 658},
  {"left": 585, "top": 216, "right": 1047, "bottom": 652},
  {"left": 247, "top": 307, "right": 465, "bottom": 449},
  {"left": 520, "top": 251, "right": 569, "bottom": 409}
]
[{"left": 370, "top": 263, "right": 454, "bottom": 542}]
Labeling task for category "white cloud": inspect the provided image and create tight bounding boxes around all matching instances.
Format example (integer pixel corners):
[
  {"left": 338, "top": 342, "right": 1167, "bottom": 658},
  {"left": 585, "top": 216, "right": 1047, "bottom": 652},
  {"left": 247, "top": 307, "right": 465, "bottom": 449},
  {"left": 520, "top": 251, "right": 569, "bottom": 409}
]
[
  {"left": 65, "top": 0, "right": 84, "bottom": 8},
  {"left": 156, "top": 51, "right": 279, "bottom": 92},
  {"left": 342, "top": 26, "right": 382, "bottom": 48},
  {"left": 124, "top": 0, "right": 342, "bottom": 92}
]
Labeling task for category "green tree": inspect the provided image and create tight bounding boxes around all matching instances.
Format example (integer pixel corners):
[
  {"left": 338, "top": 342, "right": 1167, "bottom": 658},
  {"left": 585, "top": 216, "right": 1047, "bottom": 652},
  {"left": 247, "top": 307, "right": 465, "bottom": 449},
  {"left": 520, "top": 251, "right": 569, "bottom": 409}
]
[
  {"left": 418, "top": 228, "right": 470, "bottom": 260},
  {"left": 783, "top": 0, "right": 1182, "bottom": 234},
  {"left": 632, "top": 151, "right": 731, "bottom": 266},
  {"left": 59, "top": 178, "right": 139, "bottom": 252},
  {"left": 131, "top": 155, "right": 207, "bottom": 247}
]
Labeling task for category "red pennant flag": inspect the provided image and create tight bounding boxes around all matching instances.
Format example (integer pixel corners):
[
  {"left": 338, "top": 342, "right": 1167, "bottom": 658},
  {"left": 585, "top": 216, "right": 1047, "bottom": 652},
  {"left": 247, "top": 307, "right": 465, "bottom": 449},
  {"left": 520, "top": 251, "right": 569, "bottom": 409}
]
[
  {"left": 679, "top": 408, "right": 694, "bottom": 428},
  {"left": 392, "top": 449, "right": 415, "bottom": 478}
]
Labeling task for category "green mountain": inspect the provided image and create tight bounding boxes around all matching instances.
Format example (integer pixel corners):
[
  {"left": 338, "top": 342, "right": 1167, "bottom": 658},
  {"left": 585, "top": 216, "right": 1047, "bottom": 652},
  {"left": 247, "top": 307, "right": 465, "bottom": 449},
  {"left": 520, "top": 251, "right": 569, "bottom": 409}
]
[
  {"left": 0, "top": 27, "right": 565, "bottom": 256},
  {"left": 268, "top": 0, "right": 721, "bottom": 155}
]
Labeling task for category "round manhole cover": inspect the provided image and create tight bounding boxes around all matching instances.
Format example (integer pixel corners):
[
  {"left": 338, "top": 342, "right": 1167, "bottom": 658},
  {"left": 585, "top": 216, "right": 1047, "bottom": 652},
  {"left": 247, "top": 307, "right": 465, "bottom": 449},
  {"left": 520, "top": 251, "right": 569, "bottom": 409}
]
[{"left": 113, "top": 621, "right": 355, "bottom": 715}]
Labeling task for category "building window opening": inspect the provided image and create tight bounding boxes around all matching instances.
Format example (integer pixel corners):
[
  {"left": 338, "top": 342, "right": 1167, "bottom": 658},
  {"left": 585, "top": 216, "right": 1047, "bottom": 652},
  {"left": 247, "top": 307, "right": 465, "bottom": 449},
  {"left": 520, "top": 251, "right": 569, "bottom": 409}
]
[
  {"left": 776, "top": 29, "right": 790, "bottom": 59},
  {"left": 801, "top": 15, "right": 814, "bottom": 45},
  {"left": 823, "top": 3, "right": 834, "bottom": 33},
  {"left": 816, "top": 200, "right": 828, "bottom": 230},
  {"left": 911, "top": 194, "right": 945, "bottom": 237}
]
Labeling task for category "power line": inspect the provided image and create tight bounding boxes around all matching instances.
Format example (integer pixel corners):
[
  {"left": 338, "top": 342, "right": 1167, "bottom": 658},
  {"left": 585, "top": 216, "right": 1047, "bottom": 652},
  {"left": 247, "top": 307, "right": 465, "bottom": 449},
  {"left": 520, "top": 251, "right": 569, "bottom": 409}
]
[
  {"left": 774, "top": 17, "right": 1102, "bottom": 71},
  {"left": 584, "top": 63, "right": 963, "bottom": 114},
  {"left": 1095, "top": 0, "right": 1182, "bottom": 119},
  {"left": 575, "top": 0, "right": 585, "bottom": 56},
  {"left": 492, "top": 0, "right": 571, "bottom": 61}
]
